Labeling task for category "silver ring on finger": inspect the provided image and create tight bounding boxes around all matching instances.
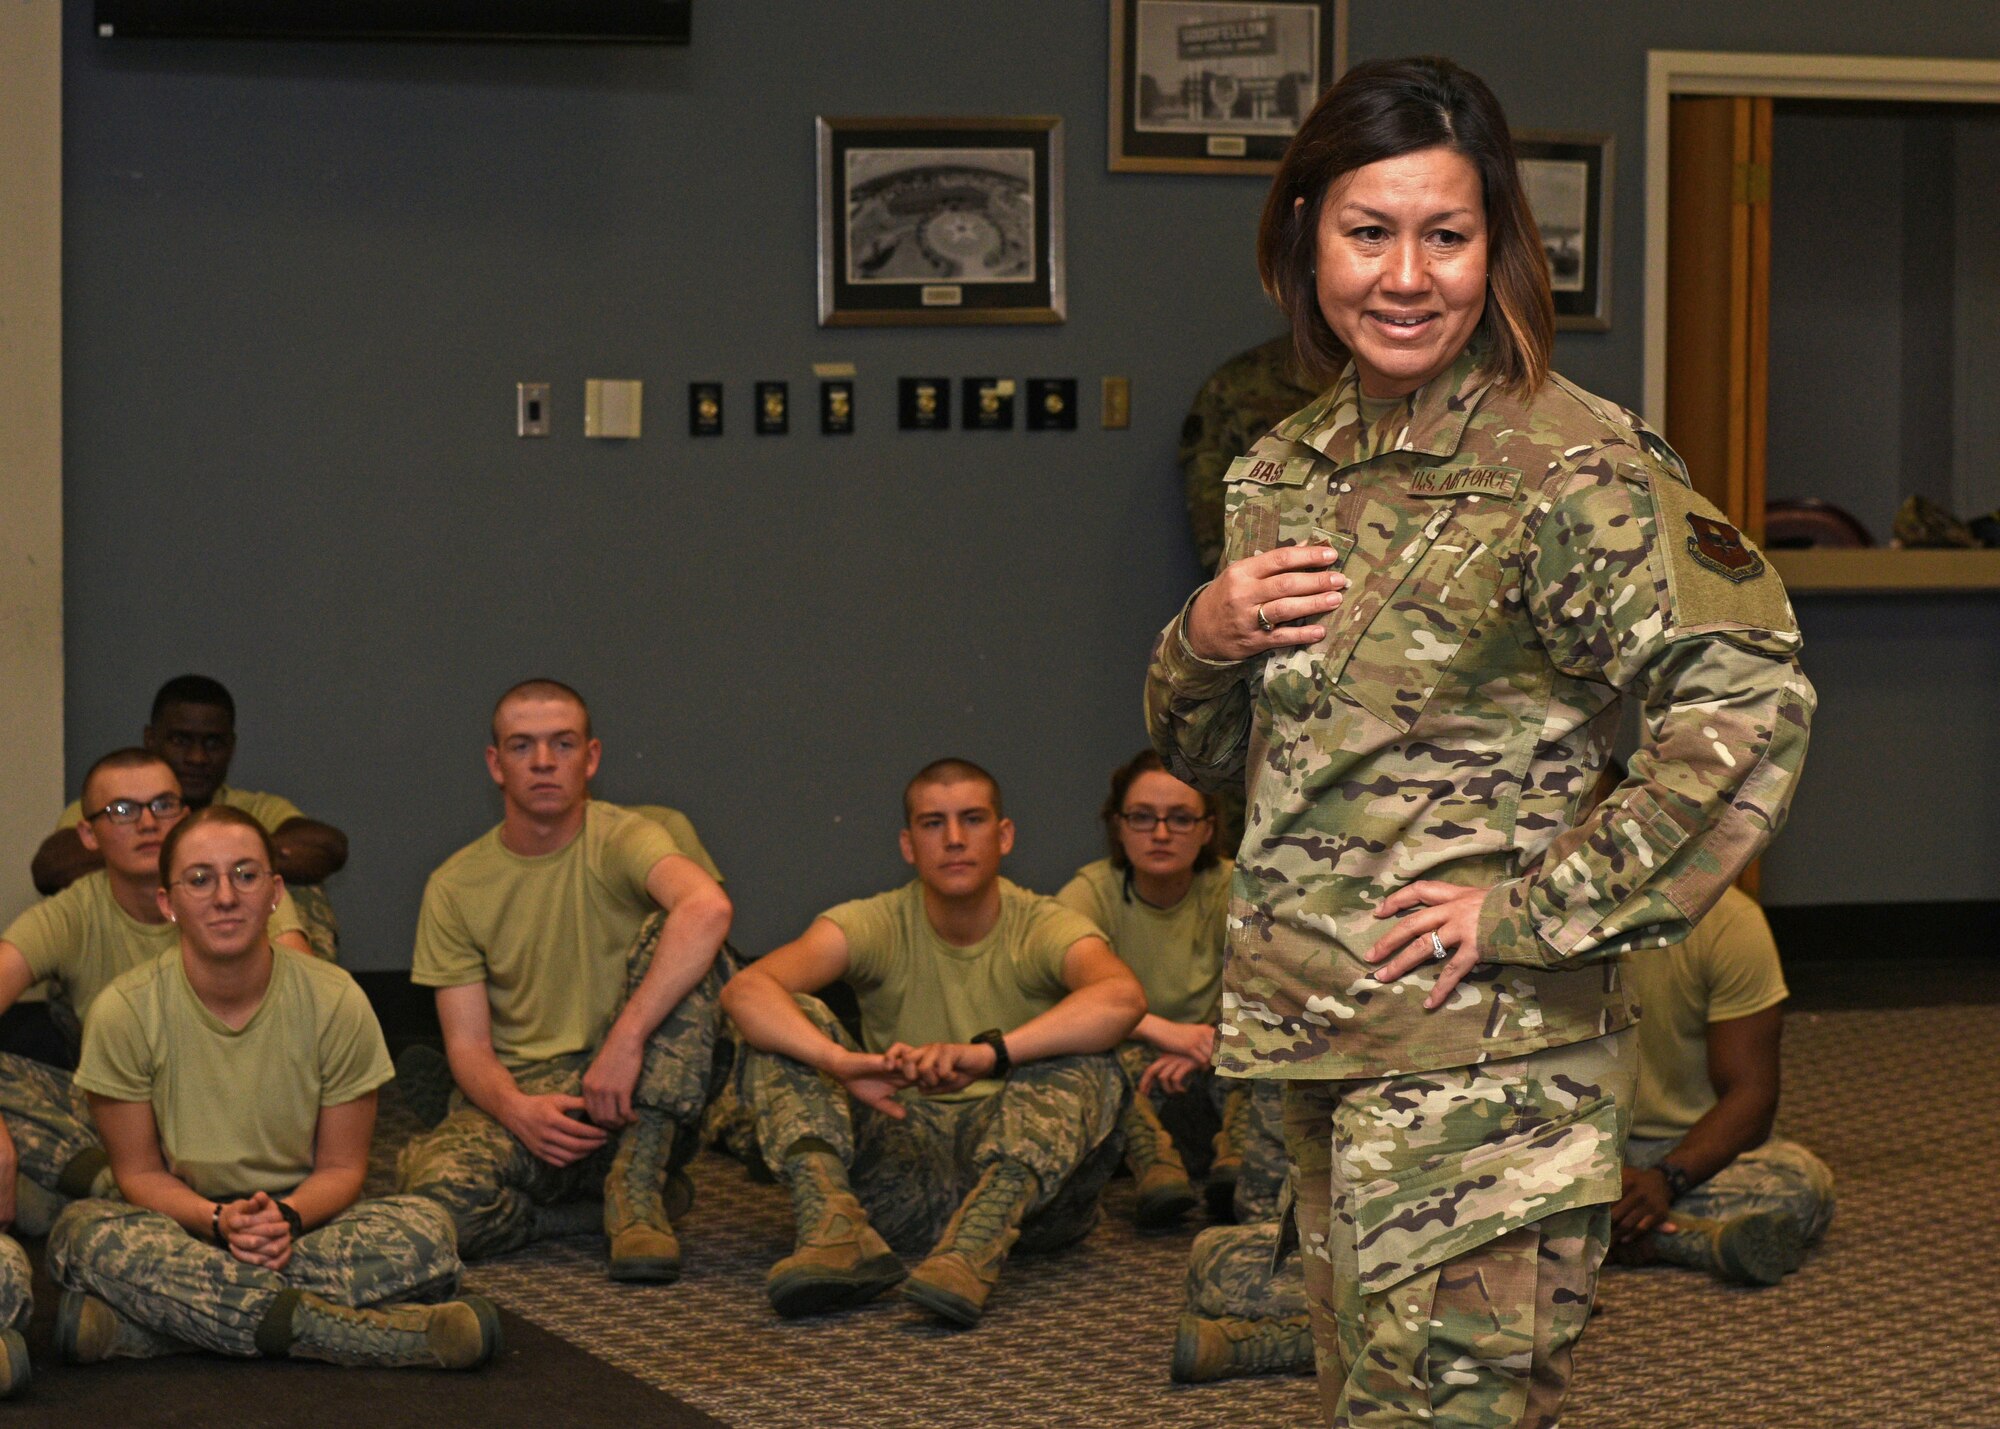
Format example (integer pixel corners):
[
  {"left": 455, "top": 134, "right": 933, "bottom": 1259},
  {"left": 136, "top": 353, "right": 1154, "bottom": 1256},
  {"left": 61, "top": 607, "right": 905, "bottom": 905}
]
[
  {"left": 1255, "top": 603, "right": 1275, "bottom": 633},
  {"left": 1429, "top": 931, "right": 1450, "bottom": 961}
]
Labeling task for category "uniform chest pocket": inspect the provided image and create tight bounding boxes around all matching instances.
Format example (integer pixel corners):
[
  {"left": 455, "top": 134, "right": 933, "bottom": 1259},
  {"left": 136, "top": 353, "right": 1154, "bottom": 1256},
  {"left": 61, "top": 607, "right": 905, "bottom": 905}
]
[
  {"left": 1225, "top": 454, "right": 1329, "bottom": 558},
  {"left": 1321, "top": 509, "right": 1506, "bottom": 735}
]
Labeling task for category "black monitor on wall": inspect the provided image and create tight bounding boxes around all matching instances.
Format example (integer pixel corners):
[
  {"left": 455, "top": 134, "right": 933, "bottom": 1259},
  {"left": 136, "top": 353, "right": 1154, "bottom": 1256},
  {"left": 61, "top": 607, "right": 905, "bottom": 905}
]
[{"left": 95, "top": 1, "right": 691, "bottom": 43}]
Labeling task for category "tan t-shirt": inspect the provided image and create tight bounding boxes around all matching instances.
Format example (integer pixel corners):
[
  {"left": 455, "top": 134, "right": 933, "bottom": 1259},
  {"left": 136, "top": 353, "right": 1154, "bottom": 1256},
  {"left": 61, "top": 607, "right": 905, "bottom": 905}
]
[
  {"left": 1055, "top": 858, "right": 1231, "bottom": 1028},
  {"left": 58, "top": 785, "right": 306, "bottom": 834},
  {"left": 623, "top": 805, "right": 725, "bottom": 884},
  {"left": 75, "top": 948, "right": 392, "bottom": 1199},
  {"left": 410, "top": 801, "right": 682, "bottom": 1070},
  {"left": 1626, "top": 885, "right": 1788, "bottom": 1141},
  {"left": 824, "top": 878, "right": 1099, "bottom": 1102},
  {"left": 2, "top": 871, "right": 307, "bottom": 1023}
]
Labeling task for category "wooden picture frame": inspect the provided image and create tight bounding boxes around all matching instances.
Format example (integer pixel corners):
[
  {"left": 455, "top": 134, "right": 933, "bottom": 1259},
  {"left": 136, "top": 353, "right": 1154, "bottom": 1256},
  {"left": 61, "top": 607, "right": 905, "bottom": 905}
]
[
  {"left": 1516, "top": 130, "right": 1614, "bottom": 332},
  {"left": 816, "top": 116, "right": 1065, "bottom": 327},
  {"left": 1108, "top": 0, "right": 1346, "bottom": 175}
]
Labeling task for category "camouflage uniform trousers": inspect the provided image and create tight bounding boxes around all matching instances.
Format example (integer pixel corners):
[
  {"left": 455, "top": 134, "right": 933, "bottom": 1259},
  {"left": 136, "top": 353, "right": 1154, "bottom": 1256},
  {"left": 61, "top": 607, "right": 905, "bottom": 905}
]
[
  {"left": 0, "top": 1051, "right": 108, "bottom": 1207},
  {"left": 396, "top": 914, "right": 727, "bottom": 1261},
  {"left": 1283, "top": 1029, "right": 1636, "bottom": 1428},
  {"left": 1232, "top": 1076, "right": 1289, "bottom": 1222},
  {"left": 0, "top": 1236, "right": 29, "bottom": 1332},
  {"left": 1625, "top": 1133, "right": 1835, "bottom": 1263},
  {"left": 740, "top": 995, "right": 1127, "bottom": 1256},
  {"left": 1189, "top": 1220, "right": 1306, "bottom": 1324},
  {"left": 47, "top": 1194, "right": 460, "bottom": 1356}
]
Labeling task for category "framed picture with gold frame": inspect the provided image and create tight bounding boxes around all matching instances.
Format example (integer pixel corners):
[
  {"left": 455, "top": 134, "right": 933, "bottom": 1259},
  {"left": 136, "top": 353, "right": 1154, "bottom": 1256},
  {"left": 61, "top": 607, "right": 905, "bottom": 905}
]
[
  {"left": 1515, "top": 130, "right": 1613, "bottom": 332},
  {"left": 816, "top": 116, "right": 1065, "bottom": 327},
  {"left": 1108, "top": 0, "right": 1346, "bottom": 174}
]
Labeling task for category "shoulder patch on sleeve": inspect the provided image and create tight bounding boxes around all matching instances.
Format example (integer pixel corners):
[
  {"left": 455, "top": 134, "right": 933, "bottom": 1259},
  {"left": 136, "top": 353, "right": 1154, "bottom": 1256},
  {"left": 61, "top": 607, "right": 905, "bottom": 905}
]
[{"left": 1642, "top": 468, "right": 1799, "bottom": 635}]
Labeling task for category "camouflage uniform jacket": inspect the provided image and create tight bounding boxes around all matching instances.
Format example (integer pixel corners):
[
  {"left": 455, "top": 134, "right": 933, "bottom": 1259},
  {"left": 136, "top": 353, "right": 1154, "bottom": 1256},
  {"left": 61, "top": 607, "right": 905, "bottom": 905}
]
[
  {"left": 1181, "top": 335, "right": 1319, "bottom": 574},
  {"left": 1146, "top": 345, "right": 1814, "bottom": 1081}
]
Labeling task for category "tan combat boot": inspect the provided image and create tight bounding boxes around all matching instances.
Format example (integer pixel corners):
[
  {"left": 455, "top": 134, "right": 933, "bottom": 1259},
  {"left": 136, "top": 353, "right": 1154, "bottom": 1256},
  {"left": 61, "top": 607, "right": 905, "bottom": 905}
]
[
  {"left": 902, "top": 1160, "right": 1039, "bottom": 1327},
  {"left": 1170, "top": 1312, "right": 1315, "bottom": 1383},
  {"left": 55, "top": 1290, "right": 196, "bottom": 1362},
  {"left": 263, "top": 1289, "right": 502, "bottom": 1369},
  {"left": 766, "top": 1150, "right": 905, "bottom": 1318},
  {"left": 1206, "top": 1086, "right": 1250, "bottom": 1220},
  {"left": 1658, "top": 1209, "right": 1807, "bottom": 1285},
  {"left": 1124, "top": 1103, "right": 1197, "bottom": 1229},
  {"left": 604, "top": 1110, "right": 682, "bottom": 1283}
]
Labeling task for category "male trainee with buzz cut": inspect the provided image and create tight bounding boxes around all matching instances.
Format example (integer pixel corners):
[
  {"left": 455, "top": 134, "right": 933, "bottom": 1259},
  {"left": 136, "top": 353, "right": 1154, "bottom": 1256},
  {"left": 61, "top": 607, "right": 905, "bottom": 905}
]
[
  {"left": 0, "top": 749, "right": 313, "bottom": 1232},
  {"left": 722, "top": 758, "right": 1145, "bottom": 1328},
  {"left": 31, "top": 674, "right": 349, "bottom": 963},
  {"left": 395, "top": 680, "right": 733, "bottom": 1282}
]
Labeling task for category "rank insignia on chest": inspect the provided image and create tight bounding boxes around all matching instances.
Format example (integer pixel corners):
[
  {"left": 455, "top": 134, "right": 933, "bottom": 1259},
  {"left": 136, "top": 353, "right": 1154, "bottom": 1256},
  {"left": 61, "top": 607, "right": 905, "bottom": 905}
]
[{"left": 1684, "top": 513, "right": 1765, "bottom": 582}]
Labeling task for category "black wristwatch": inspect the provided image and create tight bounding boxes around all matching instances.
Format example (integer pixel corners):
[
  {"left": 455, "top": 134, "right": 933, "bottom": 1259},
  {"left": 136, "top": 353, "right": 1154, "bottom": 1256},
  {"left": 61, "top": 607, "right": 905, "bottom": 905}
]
[
  {"left": 276, "top": 1199, "right": 305, "bottom": 1239},
  {"left": 971, "top": 1028, "right": 1012, "bottom": 1078},
  {"left": 1658, "top": 1162, "right": 1694, "bottom": 1202}
]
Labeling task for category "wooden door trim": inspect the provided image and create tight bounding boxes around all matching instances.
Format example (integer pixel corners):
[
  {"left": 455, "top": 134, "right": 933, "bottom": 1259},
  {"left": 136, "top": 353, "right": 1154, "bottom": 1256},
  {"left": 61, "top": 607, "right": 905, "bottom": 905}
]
[{"left": 1643, "top": 50, "right": 2000, "bottom": 426}]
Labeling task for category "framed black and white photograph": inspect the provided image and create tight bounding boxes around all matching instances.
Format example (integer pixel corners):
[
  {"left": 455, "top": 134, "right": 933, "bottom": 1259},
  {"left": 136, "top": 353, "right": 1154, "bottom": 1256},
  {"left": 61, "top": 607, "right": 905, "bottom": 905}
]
[
  {"left": 817, "top": 116, "right": 1065, "bottom": 327},
  {"left": 1515, "top": 131, "right": 1613, "bottom": 331},
  {"left": 1108, "top": 0, "right": 1346, "bottom": 174}
]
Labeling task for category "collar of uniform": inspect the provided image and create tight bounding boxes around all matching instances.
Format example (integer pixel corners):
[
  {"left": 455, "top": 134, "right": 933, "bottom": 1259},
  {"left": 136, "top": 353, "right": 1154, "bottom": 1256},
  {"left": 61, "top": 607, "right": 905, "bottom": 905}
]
[{"left": 1286, "top": 343, "right": 1497, "bottom": 474}]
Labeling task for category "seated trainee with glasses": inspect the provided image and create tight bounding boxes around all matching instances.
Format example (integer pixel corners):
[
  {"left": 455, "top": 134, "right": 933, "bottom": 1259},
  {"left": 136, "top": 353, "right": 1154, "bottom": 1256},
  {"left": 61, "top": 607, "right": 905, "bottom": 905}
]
[
  {"left": 31, "top": 675, "right": 347, "bottom": 962},
  {"left": 47, "top": 804, "right": 497, "bottom": 1371},
  {"left": 1055, "top": 752, "right": 1248, "bottom": 1227},
  {"left": 0, "top": 750, "right": 312, "bottom": 1234}
]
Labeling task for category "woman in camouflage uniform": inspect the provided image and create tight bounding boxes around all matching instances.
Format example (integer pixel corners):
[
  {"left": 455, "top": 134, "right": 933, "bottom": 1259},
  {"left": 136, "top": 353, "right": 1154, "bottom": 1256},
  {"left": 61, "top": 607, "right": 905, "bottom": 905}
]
[{"left": 1146, "top": 57, "right": 1813, "bottom": 1427}]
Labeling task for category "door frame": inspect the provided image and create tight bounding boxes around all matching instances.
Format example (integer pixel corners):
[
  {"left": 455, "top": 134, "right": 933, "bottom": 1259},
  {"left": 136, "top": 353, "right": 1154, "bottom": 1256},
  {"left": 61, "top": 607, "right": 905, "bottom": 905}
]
[{"left": 1643, "top": 49, "right": 2000, "bottom": 426}]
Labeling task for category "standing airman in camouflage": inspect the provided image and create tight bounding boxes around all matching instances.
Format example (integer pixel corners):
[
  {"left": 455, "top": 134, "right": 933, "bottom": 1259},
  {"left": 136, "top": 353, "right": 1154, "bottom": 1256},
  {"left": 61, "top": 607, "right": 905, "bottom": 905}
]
[
  {"left": 49, "top": 806, "right": 496, "bottom": 1371},
  {"left": 722, "top": 759, "right": 1145, "bottom": 1327},
  {"left": 1148, "top": 58, "right": 1811, "bottom": 1425}
]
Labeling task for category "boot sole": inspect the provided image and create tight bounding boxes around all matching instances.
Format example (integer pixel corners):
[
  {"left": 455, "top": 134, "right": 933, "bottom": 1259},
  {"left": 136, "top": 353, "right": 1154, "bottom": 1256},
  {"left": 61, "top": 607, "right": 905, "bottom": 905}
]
[
  {"left": 1169, "top": 1316, "right": 1214, "bottom": 1383},
  {"left": 900, "top": 1275, "right": 984, "bottom": 1328},
  {"left": 767, "top": 1254, "right": 907, "bottom": 1319},
  {"left": 0, "top": 1328, "right": 30, "bottom": 1397},
  {"left": 608, "top": 1253, "right": 683, "bottom": 1285},
  {"left": 1716, "top": 1211, "right": 1806, "bottom": 1286}
]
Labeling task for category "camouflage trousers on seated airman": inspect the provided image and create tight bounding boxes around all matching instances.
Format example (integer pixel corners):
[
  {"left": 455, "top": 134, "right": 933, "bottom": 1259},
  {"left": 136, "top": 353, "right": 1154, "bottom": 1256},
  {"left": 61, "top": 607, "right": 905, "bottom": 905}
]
[
  {"left": 286, "top": 884, "right": 342, "bottom": 965},
  {"left": 1625, "top": 1133, "right": 1835, "bottom": 1263},
  {"left": 397, "top": 915, "right": 726, "bottom": 1260},
  {"left": 740, "top": 995, "right": 1127, "bottom": 1256},
  {"left": 47, "top": 1194, "right": 461, "bottom": 1356},
  {"left": 1283, "top": 1029, "right": 1636, "bottom": 1428},
  {"left": 0, "top": 1236, "right": 30, "bottom": 1331},
  {"left": 1188, "top": 1220, "right": 1307, "bottom": 1325},
  {"left": 0, "top": 1051, "right": 110, "bottom": 1209},
  {"left": 1232, "top": 1077, "right": 1289, "bottom": 1222}
]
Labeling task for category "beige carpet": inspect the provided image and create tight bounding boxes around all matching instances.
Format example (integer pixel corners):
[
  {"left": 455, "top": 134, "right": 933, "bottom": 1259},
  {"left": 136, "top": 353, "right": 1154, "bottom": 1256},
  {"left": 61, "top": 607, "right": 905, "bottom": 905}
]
[{"left": 378, "top": 1003, "right": 1999, "bottom": 1428}]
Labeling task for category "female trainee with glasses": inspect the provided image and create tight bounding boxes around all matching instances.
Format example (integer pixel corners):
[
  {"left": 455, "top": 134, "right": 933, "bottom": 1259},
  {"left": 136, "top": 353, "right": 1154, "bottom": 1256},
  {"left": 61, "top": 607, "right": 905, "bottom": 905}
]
[{"left": 1055, "top": 751, "right": 1240, "bottom": 1229}]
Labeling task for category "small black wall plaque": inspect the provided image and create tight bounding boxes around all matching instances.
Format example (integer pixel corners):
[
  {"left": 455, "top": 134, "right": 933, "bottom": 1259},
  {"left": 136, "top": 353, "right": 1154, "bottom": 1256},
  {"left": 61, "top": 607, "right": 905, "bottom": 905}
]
[
  {"left": 898, "top": 377, "right": 951, "bottom": 431},
  {"left": 755, "top": 381, "right": 789, "bottom": 435},
  {"left": 689, "top": 382, "right": 723, "bottom": 437},
  {"left": 820, "top": 380, "right": 855, "bottom": 435},
  {"left": 1025, "top": 378, "right": 1077, "bottom": 431},
  {"left": 962, "top": 377, "right": 1016, "bottom": 431}
]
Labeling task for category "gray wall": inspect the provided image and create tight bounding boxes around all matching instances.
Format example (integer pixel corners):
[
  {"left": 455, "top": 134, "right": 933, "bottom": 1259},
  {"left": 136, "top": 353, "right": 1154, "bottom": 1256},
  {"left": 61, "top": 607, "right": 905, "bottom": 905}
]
[{"left": 61, "top": 3, "right": 2000, "bottom": 969}]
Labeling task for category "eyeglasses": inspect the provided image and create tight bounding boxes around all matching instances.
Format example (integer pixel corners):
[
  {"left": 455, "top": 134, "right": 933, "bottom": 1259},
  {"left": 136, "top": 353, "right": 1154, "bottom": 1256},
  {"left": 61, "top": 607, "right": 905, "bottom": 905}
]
[
  {"left": 1117, "top": 810, "right": 1210, "bottom": 834},
  {"left": 168, "top": 861, "right": 272, "bottom": 899},
  {"left": 85, "top": 794, "right": 185, "bottom": 825}
]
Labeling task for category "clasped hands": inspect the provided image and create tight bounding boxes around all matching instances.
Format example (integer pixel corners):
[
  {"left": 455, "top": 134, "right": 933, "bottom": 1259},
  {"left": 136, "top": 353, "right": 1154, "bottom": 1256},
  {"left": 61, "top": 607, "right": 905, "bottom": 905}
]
[
  {"left": 823, "top": 1040, "right": 1005, "bottom": 1118},
  {"left": 1185, "top": 544, "right": 1348, "bottom": 662},
  {"left": 218, "top": 1191, "right": 297, "bottom": 1271}
]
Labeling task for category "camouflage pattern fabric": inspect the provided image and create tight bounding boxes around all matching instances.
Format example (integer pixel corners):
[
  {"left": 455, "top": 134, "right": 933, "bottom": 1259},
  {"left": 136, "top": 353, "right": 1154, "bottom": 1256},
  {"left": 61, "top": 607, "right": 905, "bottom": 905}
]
[
  {"left": 0, "top": 1051, "right": 102, "bottom": 1196},
  {"left": 397, "top": 913, "right": 725, "bottom": 1261},
  {"left": 1231, "top": 1078, "right": 1289, "bottom": 1223},
  {"left": 1187, "top": 1221, "right": 1306, "bottom": 1324},
  {"left": 285, "top": 884, "right": 342, "bottom": 964},
  {"left": 739, "top": 995, "right": 1125, "bottom": 1256},
  {"left": 1282, "top": 1030, "right": 1633, "bottom": 1425},
  {"left": 1181, "top": 334, "right": 1319, "bottom": 577},
  {"left": 1626, "top": 1133, "right": 1835, "bottom": 1260},
  {"left": 47, "top": 1194, "right": 460, "bottom": 1357},
  {"left": 0, "top": 1236, "right": 29, "bottom": 1332},
  {"left": 1147, "top": 344, "right": 1814, "bottom": 1087}
]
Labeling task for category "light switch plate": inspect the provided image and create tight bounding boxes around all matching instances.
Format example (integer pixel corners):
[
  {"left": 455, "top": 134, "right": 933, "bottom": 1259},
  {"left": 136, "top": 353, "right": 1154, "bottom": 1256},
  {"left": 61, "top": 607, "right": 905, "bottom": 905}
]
[
  {"left": 516, "top": 382, "right": 551, "bottom": 437},
  {"left": 585, "top": 379, "right": 643, "bottom": 439},
  {"left": 1101, "top": 376, "right": 1131, "bottom": 429}
]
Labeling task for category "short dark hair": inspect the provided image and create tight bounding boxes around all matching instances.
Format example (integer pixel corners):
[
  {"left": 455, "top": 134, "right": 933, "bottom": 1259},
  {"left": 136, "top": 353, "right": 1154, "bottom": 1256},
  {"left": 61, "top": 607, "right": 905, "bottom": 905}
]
[
  {"left": 903, "top": 758, "right": 1003, "bottom": 824},
  {"left": 1256, "top": 55, "right": 1554, "bottom": 395},
  {"left": 79, "top": 747, "right": 175, "bottom": 809},
  {"left": 491, "top": 678, "right": 592, "bottom": 743},
  {"left": 1100, "top": 750, "right": 1219, "bottom": 873},
  {"left": 150, "top": 674, "right": 235, "bottom": 725},
  {"left": 159, "top": 804, "right": 278, "bottom": 886}
]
